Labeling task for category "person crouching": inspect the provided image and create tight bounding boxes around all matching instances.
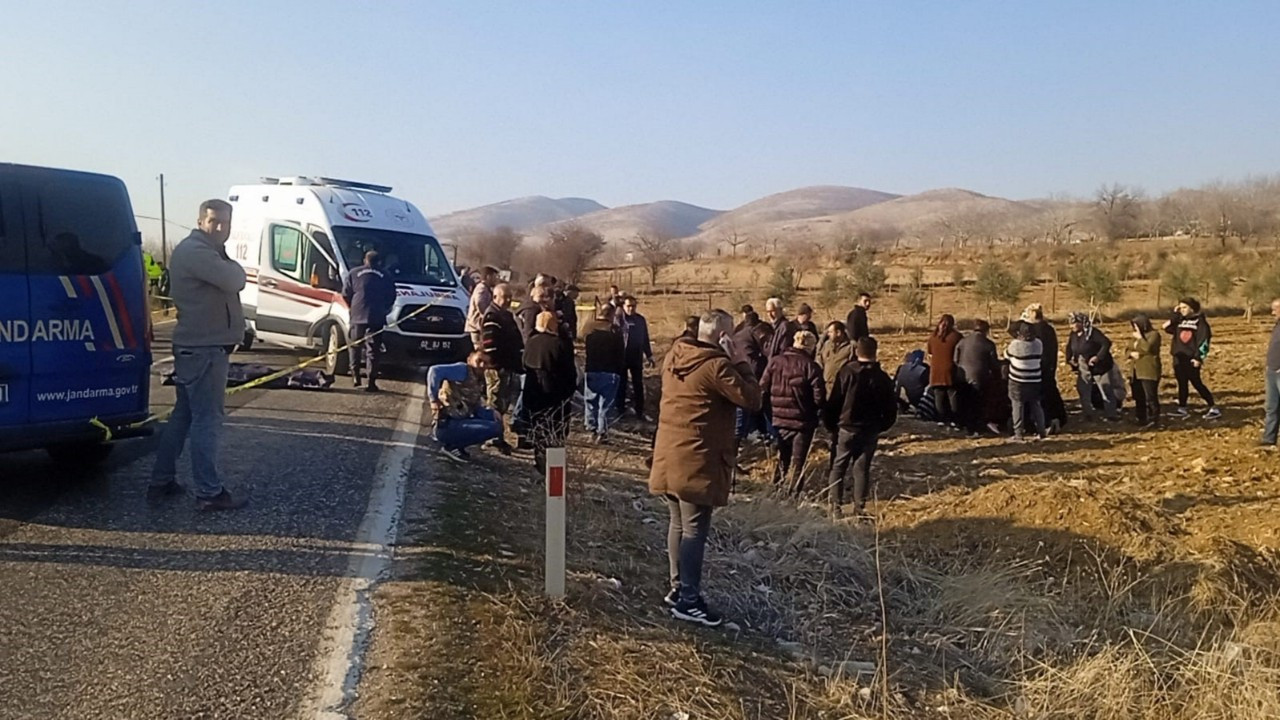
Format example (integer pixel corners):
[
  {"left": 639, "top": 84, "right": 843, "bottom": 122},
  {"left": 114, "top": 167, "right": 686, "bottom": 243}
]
[{"left": 431, "top": 352, "right": 504, "bottom": 462}]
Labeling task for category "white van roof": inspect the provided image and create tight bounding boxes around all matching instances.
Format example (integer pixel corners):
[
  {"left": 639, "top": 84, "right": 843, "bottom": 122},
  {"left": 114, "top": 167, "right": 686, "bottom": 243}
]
[{"left": 229, "top": 176, "right": 438, "bottom": 237}]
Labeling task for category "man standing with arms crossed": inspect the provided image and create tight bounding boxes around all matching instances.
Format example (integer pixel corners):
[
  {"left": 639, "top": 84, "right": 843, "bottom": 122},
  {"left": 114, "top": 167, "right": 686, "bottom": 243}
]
[
  {"left": 148, "top": 200, "right": 247, "bottom": 511},
  {"left": 343, "top": 250, "right": 397, "bottom": 392}
]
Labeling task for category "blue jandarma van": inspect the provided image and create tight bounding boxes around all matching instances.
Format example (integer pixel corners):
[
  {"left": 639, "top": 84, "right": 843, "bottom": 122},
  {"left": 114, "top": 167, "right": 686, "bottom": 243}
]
[{"left": 0, "top": 164, "right": 152, "bottom": 465}]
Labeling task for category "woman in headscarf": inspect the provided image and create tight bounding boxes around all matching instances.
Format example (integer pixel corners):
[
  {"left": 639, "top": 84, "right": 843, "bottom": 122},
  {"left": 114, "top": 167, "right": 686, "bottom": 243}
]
[
  {"left": 1128, "top": 314, "right": 1162, "bottom": 428},
  {"left": 1065, "top": 311, "right": 1119, "bottom": 421},
  {"left": 925, "top": 314, "right": 963, "bottom": 429}
]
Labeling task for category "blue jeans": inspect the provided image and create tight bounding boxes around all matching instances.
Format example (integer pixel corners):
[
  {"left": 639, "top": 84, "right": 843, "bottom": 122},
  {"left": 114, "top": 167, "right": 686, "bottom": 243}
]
[
  {"left": 151, "top": 346, "right": 230, "bottom": 499},
  {"left": 1264, "top": 370, "right": 1280, "bottom": 445},
  {"left": 735, "top": 407, "right": 773, "bottom": 439},
  {"left": 584, "top": 372, "right": 620, "bottom": 435},
  {"left": 435, "top": 408, "right": 503, "bottom": 450}
]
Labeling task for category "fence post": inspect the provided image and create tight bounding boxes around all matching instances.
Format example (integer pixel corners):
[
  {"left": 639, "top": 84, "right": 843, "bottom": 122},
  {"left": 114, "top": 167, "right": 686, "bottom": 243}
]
[{"left": 545, "top": 447, "right": 567, "bottom": 598}]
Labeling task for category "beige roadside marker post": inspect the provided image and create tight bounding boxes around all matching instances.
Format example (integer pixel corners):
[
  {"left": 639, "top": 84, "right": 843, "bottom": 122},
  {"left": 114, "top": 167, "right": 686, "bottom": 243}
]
[{"left": 545, "top": 447, "right": 567, "bottom": 598}]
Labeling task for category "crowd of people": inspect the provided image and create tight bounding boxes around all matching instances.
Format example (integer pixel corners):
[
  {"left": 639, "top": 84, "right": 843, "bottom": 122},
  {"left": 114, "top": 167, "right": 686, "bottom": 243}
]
[{"left": 154, "top": 200, "right": 1280, "bottom": 629}]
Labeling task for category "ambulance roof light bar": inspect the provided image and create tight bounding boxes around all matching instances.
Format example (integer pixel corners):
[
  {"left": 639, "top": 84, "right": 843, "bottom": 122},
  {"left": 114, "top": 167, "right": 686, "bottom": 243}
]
[{"left": 258, "top": 176, "right": 394, "bottom": 194}]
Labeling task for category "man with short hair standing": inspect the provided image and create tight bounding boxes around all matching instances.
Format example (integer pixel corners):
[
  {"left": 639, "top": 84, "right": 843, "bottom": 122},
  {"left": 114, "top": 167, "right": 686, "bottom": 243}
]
[
  {"left": 617, "top": 295, "right": 654, "bottom": 420},
  {"left": 824, "top": 336, "right": 897, "bottom": 519},
  {"left": 343, "top": 250, "right": 397, "bottom": 392},
  {"left": 481, "top": 282, "right": 522, "bottom": 454},
  {"left": 846, "top": 293, "right": 873, "bottom": 343},
  {"left": 465, "top": 265, "right": 499, "bottom": 351},
  {"left": 583, "top": 304, "right": 625, "bottom": 443},
  {"left": 149, "top": 200, "right": 247, "bottom": 511},
  {"left": 763, "top": 297, "right": 797, "bottom": 359},
  {"left": 650, "top": 310, "right": 762, "bottom": 626}
]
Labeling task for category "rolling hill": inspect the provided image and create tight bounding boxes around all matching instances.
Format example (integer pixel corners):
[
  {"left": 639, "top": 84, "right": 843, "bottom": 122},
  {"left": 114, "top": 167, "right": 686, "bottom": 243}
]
[
  {"left": 547, "top": 200, "right": 722, "bottom": 243},
  {"left": 698, "top": 185, "right": 900, "bottom": 234},
  {"left": 429, "top": 196, "right": 605, "bottom": 237}
]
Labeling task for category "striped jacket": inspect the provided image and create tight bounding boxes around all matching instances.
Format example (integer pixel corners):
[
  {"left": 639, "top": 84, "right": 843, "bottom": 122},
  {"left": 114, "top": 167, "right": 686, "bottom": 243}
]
[{"left": 1006, "top": 338, "right": 1043, "bottom": 385}]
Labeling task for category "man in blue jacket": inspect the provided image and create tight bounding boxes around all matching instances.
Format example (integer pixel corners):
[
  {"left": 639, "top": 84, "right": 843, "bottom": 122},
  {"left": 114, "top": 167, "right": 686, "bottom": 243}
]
[{"left": 343, "top": 250, "right": 397, "bottom": 392}]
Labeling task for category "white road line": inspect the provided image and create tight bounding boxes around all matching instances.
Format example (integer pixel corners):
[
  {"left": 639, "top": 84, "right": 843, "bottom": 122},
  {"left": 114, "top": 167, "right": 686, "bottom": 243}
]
[{"left": 299, "top": 376, "right": 427, "bottom": 720}]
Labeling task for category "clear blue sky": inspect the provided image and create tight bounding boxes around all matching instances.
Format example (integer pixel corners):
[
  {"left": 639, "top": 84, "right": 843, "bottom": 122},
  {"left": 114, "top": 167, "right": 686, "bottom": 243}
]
[{"left": 2, "top": 0, "right": 1278, "bottom": 228}]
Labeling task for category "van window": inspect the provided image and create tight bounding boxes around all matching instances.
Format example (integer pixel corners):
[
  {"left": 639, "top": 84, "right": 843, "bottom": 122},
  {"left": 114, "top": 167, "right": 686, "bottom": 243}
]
[
  {"left": 270, "top": 225, "right": 304, "bottom": 277},
  {"left": 0, "top": 191, "right": 22, "bottom": 273},
  {"left": 26, "top": 177, "right": 133, "bottom": 275}
]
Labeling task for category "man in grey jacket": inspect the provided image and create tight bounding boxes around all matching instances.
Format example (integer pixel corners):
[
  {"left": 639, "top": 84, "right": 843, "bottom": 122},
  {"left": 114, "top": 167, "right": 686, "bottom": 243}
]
[{"left": 149, "top": 199, "right": 248, "bottom": 510}]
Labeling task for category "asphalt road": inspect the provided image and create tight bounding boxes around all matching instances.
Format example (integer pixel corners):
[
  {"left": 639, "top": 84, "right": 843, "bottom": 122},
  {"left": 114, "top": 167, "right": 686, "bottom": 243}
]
[{"left": 0, "top": 320, "right": 432, "bottom": 720}]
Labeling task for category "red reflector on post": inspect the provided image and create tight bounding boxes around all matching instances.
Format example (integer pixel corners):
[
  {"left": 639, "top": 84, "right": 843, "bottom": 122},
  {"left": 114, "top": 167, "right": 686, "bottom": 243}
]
[{"left": 549, "top": 466, "right": 564, "bottom": 497}]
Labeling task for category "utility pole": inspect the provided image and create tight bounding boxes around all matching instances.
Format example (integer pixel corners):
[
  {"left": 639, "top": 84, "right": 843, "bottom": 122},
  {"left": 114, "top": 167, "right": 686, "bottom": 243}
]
[{"left": 158, "top": 174, "right": 168, "bottom": 265}]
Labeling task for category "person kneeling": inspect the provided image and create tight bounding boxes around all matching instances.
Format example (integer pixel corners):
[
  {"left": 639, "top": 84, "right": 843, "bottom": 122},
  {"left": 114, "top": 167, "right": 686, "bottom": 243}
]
[{"left": 431, "top": 352, "right": 504, "bottom": 462}]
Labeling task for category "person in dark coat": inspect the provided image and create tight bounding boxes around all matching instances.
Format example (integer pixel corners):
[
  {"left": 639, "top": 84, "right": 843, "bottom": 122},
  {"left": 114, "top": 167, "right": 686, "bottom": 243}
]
[
  {"left": 617, "top": 295, "right": 654, "bottom": 420},
  {"left": 954, "top": 320, "right": 1000, "bottom": 435},
  {"left": 523, "top": 310, "right": 577, "bottom": 472},
  {"left": 845, "top": 293, "right": 872, "bottom": 343},
  {"left": 733, "top": 311, "right": 771, "bottom": 440},
  {"left": 342, "top": 250, "right": 397, "bottom": 391},
  {"left": 559, "top": 285, "right": 581, "bottom": 341},
  {"left": 794, "top": 304, "right": 819, "bottom": 339},
  {"left": 1163, "top": 297, "right": 1219, "bottom": 419},
  {"left": 1065, "top": 311, "right": 1119, "bottom": 420},
  {"left": 763, "top": 298, "right": 798, "bottom": 360},
  {"left": 824, "top": 336, "right": 897, "bottom": 518},
  {"left": 583, "top": 306, "right": 626, "bottom": 442},
  {"left": 480, "top": 282, "right": 523, "bottom": 453},
  {"left": 516, "top": 286, "right": 551, "bottom": 343},
  {"left": 760, "top": 330, "right": 826, "bottom": 495},
  {"left": 893, "top": 350, "right": 931, "bottom": 415}
]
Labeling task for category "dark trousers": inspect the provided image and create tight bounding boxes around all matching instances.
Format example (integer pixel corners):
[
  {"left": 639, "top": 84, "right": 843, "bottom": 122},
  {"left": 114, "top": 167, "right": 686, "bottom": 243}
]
[
  {"left": 665, "top": 495, "right": 713, "bottom": 602},
  {"left": 1042, "top": 377, "right": 1067, "bottom": 427},
  {"left": 349, "top": 323, "right": 384, "bottom": 381},
  {"left": 1173, "top": 355, "right": 1214, "bottom": 408},
  {"left": 932, "top": 385, "right": 960, "bottom": 425},
  {"left": 774, "top": 428, "right": 815, "bottom": 494},
  {"left": 1131, "top": 377, "right": 1160, "bottom": 425},
  {"left": 828, "top": 429, "right": 880, "bottom": 512},
  {"left": 1010, "top": 381, "right": 1046, "bottom": 439},
  {"left": 617, "top": 356, "right": 646, "bottom": 416},
  {"left": 960, "top": 381, "right": 987, "bottom": 432}
]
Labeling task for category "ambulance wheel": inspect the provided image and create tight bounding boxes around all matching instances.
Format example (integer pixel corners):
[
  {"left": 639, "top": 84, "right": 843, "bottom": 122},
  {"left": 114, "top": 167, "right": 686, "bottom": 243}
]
[
  {"left": 46, "top": 441, "right": 114, "bottom": 467},
  {"left": 324, "top": 324, "right": 351, "bottom": 376}
]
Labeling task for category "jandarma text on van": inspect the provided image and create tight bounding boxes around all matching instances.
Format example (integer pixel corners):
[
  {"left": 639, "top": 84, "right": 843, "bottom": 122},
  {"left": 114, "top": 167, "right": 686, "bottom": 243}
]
[
  {"left": 0, "top": 319, "right": 96, "bottom": 343},
  {"left": 35, "top": 385, "right": 140, "bottom": 403}
]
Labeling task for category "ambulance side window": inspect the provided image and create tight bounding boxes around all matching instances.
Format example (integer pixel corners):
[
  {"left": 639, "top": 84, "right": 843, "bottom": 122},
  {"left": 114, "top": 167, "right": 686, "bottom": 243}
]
[{"left": 269, "top": 225, "right": 308, "bottom": 283}]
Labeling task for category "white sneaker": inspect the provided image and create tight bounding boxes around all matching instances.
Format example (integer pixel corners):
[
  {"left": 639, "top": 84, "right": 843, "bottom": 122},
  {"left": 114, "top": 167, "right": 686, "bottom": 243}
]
[
  {"left": 1171, "top": 406, "right": 1190, "bottom": 419},
  {"left": 1204, "top": 407, "right": 1222, "bottom": 420}
]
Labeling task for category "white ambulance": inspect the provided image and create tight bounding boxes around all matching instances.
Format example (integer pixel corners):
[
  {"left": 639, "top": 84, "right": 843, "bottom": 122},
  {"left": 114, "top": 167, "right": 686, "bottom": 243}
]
[{"left": 226, "top": 177, "right": 470, "bottom": 374}]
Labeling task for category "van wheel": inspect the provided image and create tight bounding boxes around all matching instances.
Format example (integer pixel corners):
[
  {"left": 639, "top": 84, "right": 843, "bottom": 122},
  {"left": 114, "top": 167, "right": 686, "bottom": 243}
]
[
  {"left": 324, "top": 324, "right": 351, "bottom": 376},
  {"left": 47, "top": 441, "right": 114, "bottom": 467}
]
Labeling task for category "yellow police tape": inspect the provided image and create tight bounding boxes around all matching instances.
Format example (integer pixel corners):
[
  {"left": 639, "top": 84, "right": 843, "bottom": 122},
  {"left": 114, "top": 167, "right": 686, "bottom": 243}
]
[{"left": 90, "top": 298, "right": 449, "bottom": 442}]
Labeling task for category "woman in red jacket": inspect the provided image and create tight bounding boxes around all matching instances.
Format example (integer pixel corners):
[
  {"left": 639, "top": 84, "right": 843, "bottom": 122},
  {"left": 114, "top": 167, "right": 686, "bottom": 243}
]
[{"left": 926, "top": 314, "right": 964, "bottom": 429}]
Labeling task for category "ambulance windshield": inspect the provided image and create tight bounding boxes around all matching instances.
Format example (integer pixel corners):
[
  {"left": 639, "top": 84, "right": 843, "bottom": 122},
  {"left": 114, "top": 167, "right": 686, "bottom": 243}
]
[{"left": 332, "top": 228, "right": 458, "bottom": 288}]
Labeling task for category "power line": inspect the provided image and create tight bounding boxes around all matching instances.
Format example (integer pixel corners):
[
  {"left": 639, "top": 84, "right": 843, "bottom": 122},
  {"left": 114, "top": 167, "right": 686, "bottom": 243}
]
[{"left": 134, "top": 214, "right": 191, "bottom": 231}]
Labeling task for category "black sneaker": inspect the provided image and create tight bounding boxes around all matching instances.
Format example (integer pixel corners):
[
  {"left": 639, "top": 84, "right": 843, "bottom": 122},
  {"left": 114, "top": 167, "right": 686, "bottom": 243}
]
[
  {"left": 146, "top": 480, "right": 184, "bottom": 504},
  {"left": 197, "top": 490, "right": 247, "bottom": 512},
  {"left": 490, "top": 438, "right": 513, "bottom": 456},
  {"left": 670, "top": 597, "right": 723, "bottom": 627},
  {"left": 663, "top": 587, "right": 679, "bottom": 608},
  {"left": 364, "top": 382, "right": 382, "bottom": 393},
  {"left": 353, "top": 376, "right": 362, "bottom": 388},
  {"left": 441, "top": 447, "right": 468, "bottom": 463}
]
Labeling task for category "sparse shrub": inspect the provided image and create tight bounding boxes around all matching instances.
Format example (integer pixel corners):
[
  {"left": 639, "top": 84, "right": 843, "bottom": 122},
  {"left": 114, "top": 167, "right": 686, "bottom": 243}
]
[
  {"left": 1070, "top": 255, "right": 1123, "bottom": 309},
  {"left": 816, "top": 271, "right": 840, "bottom": 315},
  {"left": 897, "top": 268, "right": 927, "bottom": 333},
  {"left": 973, "top": 260, "right": 1025, "bottom": 324},
  {"left": 766, "top": 262, "right": 797, "bottom": 305},
  {"left": 1161, "top": 261, "right": 1202, "bottom": 302}
]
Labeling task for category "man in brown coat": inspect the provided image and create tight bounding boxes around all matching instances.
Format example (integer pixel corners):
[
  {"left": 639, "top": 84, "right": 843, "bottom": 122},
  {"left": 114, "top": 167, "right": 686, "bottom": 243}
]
[{"left": 650, "top": 309, "right": 762, "bottom": 627}]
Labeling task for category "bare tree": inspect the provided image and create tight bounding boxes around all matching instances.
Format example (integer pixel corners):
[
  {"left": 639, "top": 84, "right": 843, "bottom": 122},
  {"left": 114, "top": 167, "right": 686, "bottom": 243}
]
[
  {"left": 721, "top": 228, "right": 750, "bottom": 258},
  {"left": 627, "top": 229, "right": 680, "bottom": 286},
  {"left": 789, "top": 240, "right": 825, "bottom": 292},
  {"left": 458, "top": 225, "right": 524, "bottom": 269},
  {"left": 1094, "top": 183, "right": 1144, "bottom": 241},
  {"left": 543, "top": 223, "right": 605, "bottom": 285}
]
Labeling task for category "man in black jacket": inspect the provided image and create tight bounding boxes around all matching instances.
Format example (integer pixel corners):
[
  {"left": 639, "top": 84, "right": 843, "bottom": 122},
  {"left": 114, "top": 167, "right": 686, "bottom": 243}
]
[
  {"left": 845, "top": 293, "right": 873, "bottom": 343},
  {"left": 559, "top": 285, "right": 581, "bottom": 341},
  {"left": 763, "top": 297, "right": 798, "bottom": 360},
  {"left": 617, "top": 295, "right": 654, "bottom": 420},
  {"left": 343, "top": 250, "right": 397, "bottom": 392},
  {"left": 824, "top": 336, "right": 897, "bottom": 519},
  {"left": 583, "top": 306, "right": 625, "bottom": 442},
  {"left": 523, "top": 310, "right": 577, "bottom": 471},
  {"left": 481, "top": 282, "right": 522, "bottom": 453}
]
